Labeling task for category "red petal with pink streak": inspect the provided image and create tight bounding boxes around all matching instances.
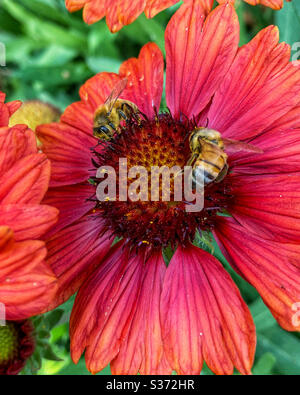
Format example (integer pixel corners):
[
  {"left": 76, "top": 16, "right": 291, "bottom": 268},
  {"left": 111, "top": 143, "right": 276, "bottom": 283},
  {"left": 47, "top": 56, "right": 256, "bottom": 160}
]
[
  {"left": 119, "top": 43, "right": 164, "bottom": 117},
  {"left": 111, "top": 250, "right": 171, "bottom": 374},
  {"left": 214, "top": 217, "right": 300, "bottom": 331},
  {"left": 208, "top": 26, "right": 300, "bottom": 140},
  {"left": 42, "top": 183, "right": 95, "bottom": 237},
  {"left": 0, "top": 231, "right": 57, "bottom": 320},
  {"left": 160, "top": 244, "right": 256, "bottom": 375},
  {"left": 145, "top": 0, "right": 180, "bottom": 18},
  {"left": 46, "top": 215, "right": 112, "bottom": 309},
  {"left": 228, "top": 173, "right": 300, "bottom": 243},
  {"left": 165, "top": 2, "right": 239, "bottom": 119},
  {"left": 61, "top": 73, "right": 121, "bottom": 135},
  {"left": 0, "top": 204, "right": 58, "bottom": 241},
  {"left": 0, "top": 154, "right": 50, "bottom": 205},
  {"left": 106, "top": 0, "right": 146, "bottom": 33},
  {"left": 37, "top": 123, "right": 95, "bottom": 187},
  {"left": 0, "top": 125, "right": 37, "bottom": 176},
  {"left": 83, "top": 0, "right": 105, "bottom": 24},
  {"left": 70, "top": 244, "right": 149, "bottom": 374}
]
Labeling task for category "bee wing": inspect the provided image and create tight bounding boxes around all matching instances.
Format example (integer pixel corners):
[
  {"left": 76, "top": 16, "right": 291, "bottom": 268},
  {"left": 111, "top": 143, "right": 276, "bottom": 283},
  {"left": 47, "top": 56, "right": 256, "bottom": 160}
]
[
  {"left": 104, "top": 78, "right": 128, "bottom": 114},
  {"left": 222, "top": 138, "right": 263, "bottom": 154}
]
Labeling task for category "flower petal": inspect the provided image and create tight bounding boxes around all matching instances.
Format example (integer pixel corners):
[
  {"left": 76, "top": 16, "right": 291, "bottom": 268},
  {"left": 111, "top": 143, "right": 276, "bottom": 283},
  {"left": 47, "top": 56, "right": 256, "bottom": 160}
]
[
  {"left": 106, "top": 0, "right": 146, "bottom": 33},
  {"left": 208, "top": 26, "right": 300, "bottom": 140},
  {"left": 165, "top": 2, "right": 239, "bottom": 119},
  {"left": 0, "top": 125, "right": 37, "bottom": 176},
  {"left": 83, "top": 0, "right": 105, "bottom": 24},
  {"left": 230, "top": 128, "right": 300, "bottom": 175},
  {"left": 145, "top": 0, "right": 179, "bottom": 18},
  {"left": 37, "top": 123, "right": 95, "bottom": 187},
  {"left": 65, "top": 0, "right": 87, "bottom": 12},
  {"left": 70, "top": 244, "right": 146, "bottom": 374},
  {"left": 0, "top": 204, "right": 58, "bottom": 241},
  {"left": 46, "top": 215, "right": 112, "bottom": 309},
  {"left": 228, "top": 173, "right": 300, "bottom": 243},
  {"left": 160, "top": 243, "right": 256, "bottom": 375},
  {"left": 0, "top": 153, "right": 51, "bottom": 205},
  {"left": 111, "top": 250, "right": 170, "bottom": 374},
  {"left": 119, "top": 43, "right": 164, "bottom": 117},
  {"left": 214, "top": 217, "right": 300, "bottom": 331},
  {"left": 0, "top": 93, "right": 21, "bottom": 127},
  {"left": 0, "top": 233, "right": 57, "bottom": 320},
  {"left": 42, "top": 183, "right": 95, "bottom": 237}
]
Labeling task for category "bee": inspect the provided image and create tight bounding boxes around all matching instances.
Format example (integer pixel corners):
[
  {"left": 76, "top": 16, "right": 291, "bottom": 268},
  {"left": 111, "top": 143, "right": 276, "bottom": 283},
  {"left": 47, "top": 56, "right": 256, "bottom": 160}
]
[
  {"left": 187, "top": 128, "right": 262, "bottom": 186},
  {"left": 93, "top": 78, "right": 139, "bottom": 141}
]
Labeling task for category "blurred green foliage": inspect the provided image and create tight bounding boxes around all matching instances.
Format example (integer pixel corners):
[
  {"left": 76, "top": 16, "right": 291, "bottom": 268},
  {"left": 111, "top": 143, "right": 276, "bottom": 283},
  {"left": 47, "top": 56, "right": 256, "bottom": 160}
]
[{"left": 1, "top": 0, "right": 300, "bottom": 375}]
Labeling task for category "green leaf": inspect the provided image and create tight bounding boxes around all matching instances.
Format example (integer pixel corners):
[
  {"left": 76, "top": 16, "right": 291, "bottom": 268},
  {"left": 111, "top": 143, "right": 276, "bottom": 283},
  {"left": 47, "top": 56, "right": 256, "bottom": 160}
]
[
  {"left": 253, "top": 353, "right": 276, "bottom": 375},
  {"left": 250, "top": 298, "right": 277, "bottom": 332},
  {"left": 256, "top": 326, "right": 300, "bottom": 374},
  {"left": 45, "top": 309, "right": 65, "bottom": 330},
  {"left": 275, "top": 2, "right": 300, "bottom": 55}
]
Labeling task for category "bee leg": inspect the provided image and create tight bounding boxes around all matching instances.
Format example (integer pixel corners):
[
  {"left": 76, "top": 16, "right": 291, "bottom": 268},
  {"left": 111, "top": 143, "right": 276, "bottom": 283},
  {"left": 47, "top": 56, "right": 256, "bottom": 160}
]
[
  {"left": 117, "top": 109, "right": 128, "bottom": 120},
  {"left": 215, "top": 163, "right": 228, "bottom": 183},
  {"left": 108, "top": 122, "right": 117, "bottom": 131},
  {"left": 186, "top": 153, "right": 197, "bottom": 167},
  {"left": 94, "top": 125, "right": 112, "bottom": 140}
]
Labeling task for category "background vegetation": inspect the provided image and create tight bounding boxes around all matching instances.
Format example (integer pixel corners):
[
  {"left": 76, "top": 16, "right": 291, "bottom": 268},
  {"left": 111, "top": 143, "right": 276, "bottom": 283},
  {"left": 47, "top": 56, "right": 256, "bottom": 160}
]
[{"left": 1, "top": 0, "right": 300, "bottom": 375}]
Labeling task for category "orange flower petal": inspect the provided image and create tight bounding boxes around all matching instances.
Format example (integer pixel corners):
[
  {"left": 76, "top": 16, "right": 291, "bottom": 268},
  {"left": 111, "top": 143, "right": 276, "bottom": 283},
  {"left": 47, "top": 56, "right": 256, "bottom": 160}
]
[
  {"left": 65, "top": 0, "right": 87, "bottom": 12},
  {"left": 37, "top": 123, "right": 95, "bottom": 187},
  {"left": 83, "top": 0, "right": 105, "bottom": 24},
  {"left": 161, "top": 244, "right": 256, "bottom": 375},
  {"left": 214, "top": 217, "right": 300, "bottom": 331},
  {"left": 106, "top": 0, "right": 146, "bottom": 33},
  {"left": 42, "top": 184, "right": 95, "bottom": 237},
  {"left": 0, "top": 233, "right": 57, "bottom": 320},
  {"left": 110, "top": 251, "right": 170, "bottom": 374},
  {"left": 66, "top": 0, "right": 181, "bottom": 30},
  {"left": 0, "top": 153, "right": 51, "bottom": 205},
  {"left": 0, "top": 125, "right": 37, "bottom": 176},
  {"left": 46, "top": 216, "right": 112, "bottom": 309},
  {"left": 70, "top": 244, "right": 147, "bottom": 374},
  {"left": 217, "top": 0, "right": 290, "bottom": 10},
  {"left": 145, "top": 0, "right": 180, "bottom": 18},
  {"left": 119, "top": 43, "right": 164, "bottom": 117},
  {"left": 228, "top": 173, "right": 300, "bottom": 243},
  {"left": 0, "top": 92, "right": 21, "bottom": 127},
  {"left": 208, "top": 26, "right": 300, "bottom": 140},
  {"left": 0, "top": 204, "right": 58, "bottom": 241},
  {"left": 230, "top": 127, "right": 300, "bottom": 175},
  {"left": 165, "top": 2, "right": 239, "bottom": 119}
]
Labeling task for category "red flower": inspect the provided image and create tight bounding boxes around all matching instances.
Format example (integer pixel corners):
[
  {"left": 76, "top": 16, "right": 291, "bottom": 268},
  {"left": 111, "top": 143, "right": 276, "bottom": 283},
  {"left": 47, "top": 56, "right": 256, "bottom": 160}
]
[
  {"left": 65, "top": 0, "right": 181, "bottom": 31},
  {"left": 37, "top": 1, "right": 300, "bottom": 374},
  {"left": 0, "top": 94, "right": 58, "bottom": 320},
  {"left": 0, "top": 320, "right": 35, "bottom": 375},
  {"left": 218, "top": 0, "right": 291, "bottom": 9}
]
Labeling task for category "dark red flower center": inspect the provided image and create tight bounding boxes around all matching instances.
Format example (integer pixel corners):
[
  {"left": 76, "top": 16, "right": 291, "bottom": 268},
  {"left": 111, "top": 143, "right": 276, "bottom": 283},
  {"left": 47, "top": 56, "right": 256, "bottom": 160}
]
[{"left": 91, "top": 113, "right": 233, "bottom": 248}]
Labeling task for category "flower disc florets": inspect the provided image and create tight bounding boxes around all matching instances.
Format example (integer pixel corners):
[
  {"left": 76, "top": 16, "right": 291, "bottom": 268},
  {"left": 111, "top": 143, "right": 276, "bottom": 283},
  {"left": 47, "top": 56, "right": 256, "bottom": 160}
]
[{"left": 92, "top": 113, "right": 233, "bottom": 248}]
